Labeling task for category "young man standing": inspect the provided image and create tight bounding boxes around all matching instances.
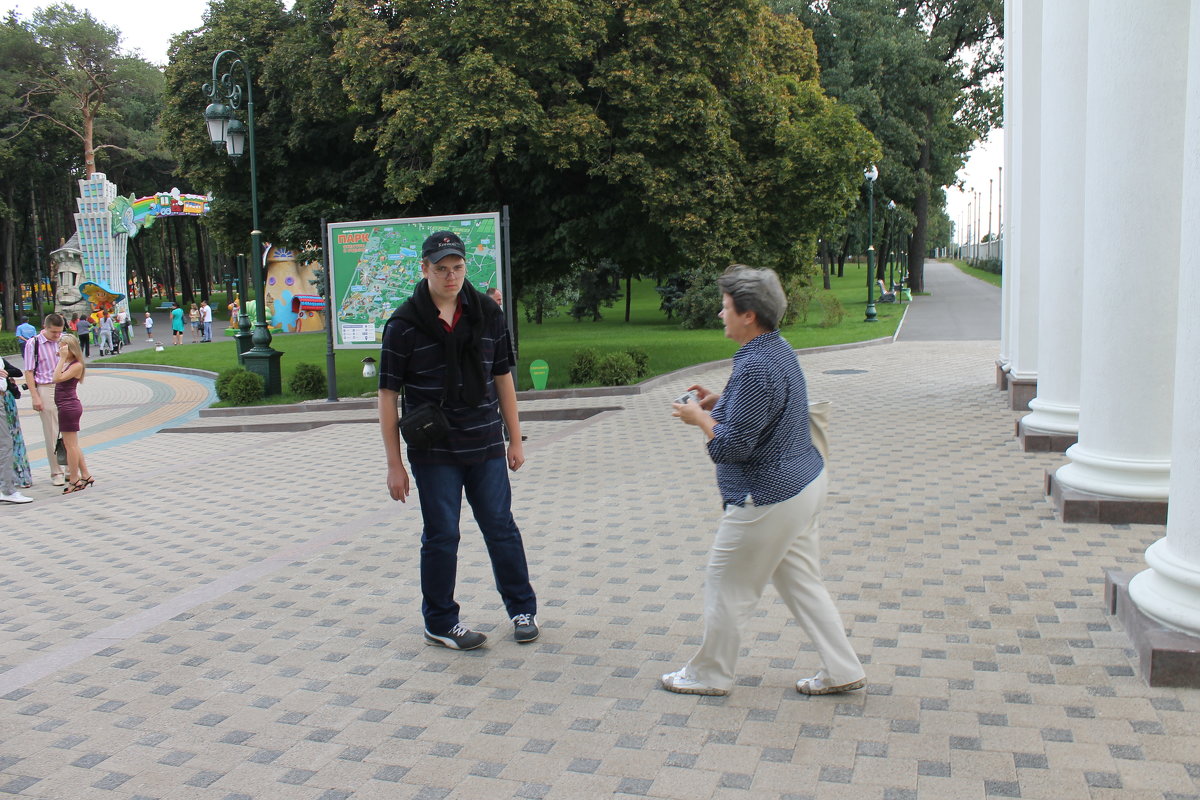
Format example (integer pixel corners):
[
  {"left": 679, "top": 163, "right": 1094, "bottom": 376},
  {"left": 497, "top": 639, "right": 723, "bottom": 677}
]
[
  {"left": 378, "top": 231, "right": 538, "bottom": 651},
  {"left": 21, "top": 313, "right": 67, "bottom": 487},
  {"left": 200, "top": 300, "right": 213, "bottom": 342}
]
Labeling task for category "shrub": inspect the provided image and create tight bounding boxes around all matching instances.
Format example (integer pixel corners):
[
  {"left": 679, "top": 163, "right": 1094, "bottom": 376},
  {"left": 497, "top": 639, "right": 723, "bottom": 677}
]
[
  {"left": 625, "top": 347, "right": 649, "bottom": 378},
  {"left": 0, "top": 335, "right": 20, "bottom": 357},
  {"left": 818, "top": 294, "right": 846, "bottom": 328},
  {"left": 288, "top": 362, "right": 326, "bottom": 398},
  {"left": 218, "top": 368, "right": 264, "bottom": 405},
  {"left": 676, "top": 267, "right": 723, "bottom": 330},
  {"left": 216, "top": 367, "right": 248, "bottom": 401},
  {"left": 594, "top": 351, "right": 639, "bottom": 386},
  {"left": 569, "top": 347, "right": 601, "bottom": 384}
]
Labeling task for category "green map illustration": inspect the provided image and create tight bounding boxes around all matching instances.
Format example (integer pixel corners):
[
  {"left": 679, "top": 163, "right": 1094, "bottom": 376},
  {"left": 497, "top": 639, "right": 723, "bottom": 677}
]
[{"left": 329, "top": 214, "right": 501, "bottom": 347}]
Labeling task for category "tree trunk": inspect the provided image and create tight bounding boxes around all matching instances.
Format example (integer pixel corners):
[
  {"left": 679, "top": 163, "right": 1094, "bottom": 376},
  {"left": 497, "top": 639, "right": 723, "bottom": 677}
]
[
  {"left": 909, "top": 107, "right": 934, "bottom": 293},
  {"left": 194, "top": 223, "right": 210, "bottom": 301},
  {"left": 625, "top": 273, "right": 632, "bottom": 322},
  {"left": 837, "top": 233, "right": 850, "bottom": 278},
  {"left": 173, "top": 218, "right": 193, "bottom": 304},
  {"left": 2, "top": 188, "right": 15, "bottom": 332},
  {"left": 130, "top": 236, "right": 152, "bottom": 309},
  {"left": 819, "top": 238, "right": 831, "bottom": 290}
]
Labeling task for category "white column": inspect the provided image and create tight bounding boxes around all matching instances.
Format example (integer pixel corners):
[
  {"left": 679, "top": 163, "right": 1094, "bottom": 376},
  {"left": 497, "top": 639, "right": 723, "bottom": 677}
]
[
  {"left": 1054, "top": 0, "right": 1187, "bottom": 499},
  {"left": 1021, "top": 0, "right": 1087, "bottom": 435},
  {"left": 1128, "top": 0, "right": 1200, "bottom": 637},
  {"left": 998, "top": 0, "right": 1018, "bottom": 372}
]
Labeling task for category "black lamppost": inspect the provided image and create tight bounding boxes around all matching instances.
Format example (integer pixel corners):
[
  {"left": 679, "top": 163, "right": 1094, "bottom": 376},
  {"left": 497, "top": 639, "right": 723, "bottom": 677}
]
[
  {"left": 203, "top": 50, "right": 282, "bottom": 395},
  {"left": 887, "top": 200, "right": 897, "bottom": 295},
  {"left": 864, "top": 165, "right": 879, "bottom": 322}
]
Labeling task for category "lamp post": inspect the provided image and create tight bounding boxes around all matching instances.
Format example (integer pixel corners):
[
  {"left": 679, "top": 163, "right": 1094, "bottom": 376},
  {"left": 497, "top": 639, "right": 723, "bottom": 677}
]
[
  {"left": 887, "top": 200, "right": 897, "bottom": 295},
  {"left": 864, "top": 165, "right": 879, "bottom": 322},
  {"left": 203, "top": 50, "right": 282, "bottom": 395}
]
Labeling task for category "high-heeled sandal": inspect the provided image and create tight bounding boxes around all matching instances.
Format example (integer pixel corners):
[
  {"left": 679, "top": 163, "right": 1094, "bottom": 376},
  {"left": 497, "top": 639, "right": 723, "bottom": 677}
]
[{"left": 65, "top": 476, "right": 94, "bottom": 494}]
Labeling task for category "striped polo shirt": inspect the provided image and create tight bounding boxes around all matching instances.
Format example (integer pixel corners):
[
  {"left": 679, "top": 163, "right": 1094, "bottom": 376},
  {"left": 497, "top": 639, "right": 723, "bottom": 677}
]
[
  {"left": 707, "top": 330, "right": 824, "bottom": 507},
  {"left": 379, "top": 302, "right": 514, "bottom": 466},
  {"left": 22, "top": 334, "right": 60, "bottom": 385}
]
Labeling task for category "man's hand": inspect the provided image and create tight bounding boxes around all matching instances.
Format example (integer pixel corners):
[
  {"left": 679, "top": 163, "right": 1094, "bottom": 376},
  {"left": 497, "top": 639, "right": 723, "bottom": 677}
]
[
  {"left": 507, "top": 439, "right": 525, "bottom": 472},
  {"left": 387, "top": 463, "right": 410, "bottom": 502}
]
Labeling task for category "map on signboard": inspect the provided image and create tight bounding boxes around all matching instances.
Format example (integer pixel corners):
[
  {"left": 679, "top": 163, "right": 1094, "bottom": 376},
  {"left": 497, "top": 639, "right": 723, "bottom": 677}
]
[{"left": 328, "top": 213, "right": 501, "bottom": 348}]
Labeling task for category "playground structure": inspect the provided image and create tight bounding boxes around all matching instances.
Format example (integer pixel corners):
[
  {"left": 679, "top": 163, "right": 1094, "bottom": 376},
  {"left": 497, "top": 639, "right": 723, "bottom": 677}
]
[{"left": 51, "top": 177, "right": 213, "bottom": 319}]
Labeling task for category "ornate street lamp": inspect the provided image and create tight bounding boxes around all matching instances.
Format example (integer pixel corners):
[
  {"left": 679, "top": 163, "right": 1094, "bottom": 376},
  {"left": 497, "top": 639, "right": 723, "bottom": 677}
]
[
  {"left": 864, "top": 165, "right": 879, "bottom": 322},
  {"left": 202, "top": 50, "right": 282, "bottom": 395}
]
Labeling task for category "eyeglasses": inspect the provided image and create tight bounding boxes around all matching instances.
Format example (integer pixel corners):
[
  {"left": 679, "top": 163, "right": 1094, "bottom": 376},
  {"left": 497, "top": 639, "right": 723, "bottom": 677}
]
[{"left": 431, "top": 263, "right": 466, "bottom": 276}]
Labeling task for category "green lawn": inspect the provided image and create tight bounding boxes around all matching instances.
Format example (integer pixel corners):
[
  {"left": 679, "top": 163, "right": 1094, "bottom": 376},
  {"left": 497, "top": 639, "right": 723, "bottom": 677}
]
[
  {"left": 947, "top": 258, "right": 1003, "bottom": 288},
  {"left": 103, "top": 265, "right": 904, "bottom": 398}
]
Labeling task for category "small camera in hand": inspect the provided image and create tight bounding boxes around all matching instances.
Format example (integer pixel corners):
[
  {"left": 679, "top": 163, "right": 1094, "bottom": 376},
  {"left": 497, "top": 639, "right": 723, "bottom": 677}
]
[{"left": 674, "top": 389, "right": 699, "bottom": 405}]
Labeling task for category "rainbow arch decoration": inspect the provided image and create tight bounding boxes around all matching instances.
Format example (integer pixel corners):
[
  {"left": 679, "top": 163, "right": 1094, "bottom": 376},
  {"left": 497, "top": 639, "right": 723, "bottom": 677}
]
[{"left": 109, "top": 188, "right": 213, "bottom": 238}]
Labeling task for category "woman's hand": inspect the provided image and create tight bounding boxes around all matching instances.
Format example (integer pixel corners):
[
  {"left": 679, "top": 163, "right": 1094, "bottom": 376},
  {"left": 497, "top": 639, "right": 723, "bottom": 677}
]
[{"left": 688, "top": 384, "right": 720, "bottom": 411}]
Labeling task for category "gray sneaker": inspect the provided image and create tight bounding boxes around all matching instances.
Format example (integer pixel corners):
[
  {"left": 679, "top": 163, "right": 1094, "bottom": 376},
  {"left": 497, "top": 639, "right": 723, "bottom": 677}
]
[
  {"left": 424, "top": 623, "right": 486, "bottom": 651},
  {"left": 512, "top": 614, "right": 539, "bottom": 643}
]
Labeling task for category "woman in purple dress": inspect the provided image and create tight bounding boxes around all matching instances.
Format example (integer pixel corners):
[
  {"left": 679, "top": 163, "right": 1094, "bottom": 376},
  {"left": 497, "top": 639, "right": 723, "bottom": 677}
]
[{"left": 53, "top": 334, "right": 92, "bottom": 494}]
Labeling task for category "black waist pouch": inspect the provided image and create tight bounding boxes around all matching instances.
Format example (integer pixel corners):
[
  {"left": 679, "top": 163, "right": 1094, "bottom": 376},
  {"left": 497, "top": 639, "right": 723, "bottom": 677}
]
[{"left": 399, "top": 403, "right": 449, "bottom": 450}]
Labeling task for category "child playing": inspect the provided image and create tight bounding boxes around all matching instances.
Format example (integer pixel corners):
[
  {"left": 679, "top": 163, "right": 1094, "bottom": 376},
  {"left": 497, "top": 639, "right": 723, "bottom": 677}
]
[{"left": 144, "top": 311, "right": 154, "bottom": 340}]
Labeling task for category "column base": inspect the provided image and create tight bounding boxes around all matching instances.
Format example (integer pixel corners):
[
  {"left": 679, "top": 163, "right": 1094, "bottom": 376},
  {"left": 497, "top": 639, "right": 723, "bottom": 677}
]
[
  {"left": 1016, "top": 418, "right": 1077, "bottom": 452},
  {"left": 1008, "top": 377, "right": 1037, "bottom": 410},
  {"left": 995, "top": 360, "right": 1010, "bottom": 390},
  {"left": 243, "top": 347, "right": 284, "bottom": 397},
  {"left": 1105, "top": 570, "right": 1200, "bottom": 687},
  {"left": 1045, "top": 471, "right": 1168, "bottom": 524}
]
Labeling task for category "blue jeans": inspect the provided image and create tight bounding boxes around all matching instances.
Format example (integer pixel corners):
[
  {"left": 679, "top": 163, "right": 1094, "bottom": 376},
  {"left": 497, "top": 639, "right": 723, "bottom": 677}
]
[
  {"left": 411, "top": 457, "right": 536, "bottom": 634},
  {"left": 202, "top": 321, "right": 212, "bottom": 341}
]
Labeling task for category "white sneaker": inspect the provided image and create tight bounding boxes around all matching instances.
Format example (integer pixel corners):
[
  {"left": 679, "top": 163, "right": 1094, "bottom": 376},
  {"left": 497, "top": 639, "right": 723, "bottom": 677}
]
[
  {"left": 0, "top": 492, "right": 33, "bottom": 504},
  {"left": 660, "top": 667, "right": 728, "bottom": 696},
  {"left": 51, "top": 474, "right": 65, "bottom": 487}
]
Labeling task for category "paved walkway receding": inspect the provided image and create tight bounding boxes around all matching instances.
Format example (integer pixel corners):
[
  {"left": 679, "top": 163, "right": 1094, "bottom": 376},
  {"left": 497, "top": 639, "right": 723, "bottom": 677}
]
[
  {"left": 0, "top": 267, "right": 1195, "bottom": 800},
  {"left": 897, "top": 260, "right": 1001, "bottom": 342}
]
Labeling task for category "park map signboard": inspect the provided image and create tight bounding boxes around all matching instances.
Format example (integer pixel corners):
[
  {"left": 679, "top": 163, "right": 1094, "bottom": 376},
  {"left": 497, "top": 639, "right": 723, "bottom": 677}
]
[{"left": 327, "top": 212, "right": 502, "bottom": 349}]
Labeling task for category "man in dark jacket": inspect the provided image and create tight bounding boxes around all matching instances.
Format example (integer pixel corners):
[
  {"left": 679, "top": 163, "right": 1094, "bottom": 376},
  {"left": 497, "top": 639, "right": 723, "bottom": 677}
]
[{"left": 377, "top": 230, "right": 538, "bottom": 651}]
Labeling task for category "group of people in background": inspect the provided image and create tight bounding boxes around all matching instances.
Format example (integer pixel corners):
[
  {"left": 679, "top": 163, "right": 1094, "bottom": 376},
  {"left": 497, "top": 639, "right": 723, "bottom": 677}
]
[
  {"left": 174, "top": 300, "right": 213, "bottom": 345},
  {"left": 61, "top": 309, "right": 133, "bottom": 358},
  {"left": 2, "top": 312, "right": 93, "bottom": 505}
]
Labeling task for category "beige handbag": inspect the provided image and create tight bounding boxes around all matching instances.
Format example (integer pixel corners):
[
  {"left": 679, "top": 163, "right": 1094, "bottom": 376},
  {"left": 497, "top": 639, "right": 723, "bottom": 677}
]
[{"left": 808, "top": 400, "right": 831, "bottom": 461}]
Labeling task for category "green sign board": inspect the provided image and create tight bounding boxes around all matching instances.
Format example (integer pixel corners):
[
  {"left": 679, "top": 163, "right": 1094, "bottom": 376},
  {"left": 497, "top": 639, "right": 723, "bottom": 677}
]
[
  {"left": 327, "top": 212, "right": 502, "bottom": 348},
  {"left": 529, "top": 359, "right": 550, "bottom": 391}
]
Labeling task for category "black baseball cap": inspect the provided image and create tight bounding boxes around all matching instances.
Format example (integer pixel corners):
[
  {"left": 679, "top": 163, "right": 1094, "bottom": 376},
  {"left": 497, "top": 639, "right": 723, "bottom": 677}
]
[{"left": 422, "top": 231, "right": 466, "bottom": 264}]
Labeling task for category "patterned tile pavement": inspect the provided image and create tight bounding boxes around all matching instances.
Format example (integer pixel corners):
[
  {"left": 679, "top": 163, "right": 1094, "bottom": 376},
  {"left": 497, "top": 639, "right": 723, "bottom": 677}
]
[{"left": 1, "top": 272, "right": 1196, "bottom": 799}]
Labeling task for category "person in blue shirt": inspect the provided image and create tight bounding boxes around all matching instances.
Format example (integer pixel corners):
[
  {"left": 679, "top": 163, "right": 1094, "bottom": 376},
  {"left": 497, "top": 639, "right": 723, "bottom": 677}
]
[
  {"left": 14, "top": 317, "right": 36, "bottom": 351},
  {"left": 170, "top": 303, "right": 185, "bottom": 346},
  {"left": 663, "top": 265, "right": 865, "bottom": 698}
]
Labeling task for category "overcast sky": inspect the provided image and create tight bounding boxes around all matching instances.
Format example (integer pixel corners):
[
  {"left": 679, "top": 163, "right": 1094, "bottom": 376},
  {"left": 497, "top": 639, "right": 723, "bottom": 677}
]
[{"left": 1, "top": 0, "right": 209, "bottom": 65}]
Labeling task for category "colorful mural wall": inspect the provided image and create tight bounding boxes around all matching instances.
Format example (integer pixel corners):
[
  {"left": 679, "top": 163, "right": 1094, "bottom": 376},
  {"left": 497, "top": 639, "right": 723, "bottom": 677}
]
[{"left": 264, "top": 245, "right": 327, "bottom": 333}]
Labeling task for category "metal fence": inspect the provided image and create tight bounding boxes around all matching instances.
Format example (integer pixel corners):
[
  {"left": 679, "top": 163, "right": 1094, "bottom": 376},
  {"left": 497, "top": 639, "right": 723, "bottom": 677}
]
[{"left": 939, "top": 237, "right": 1003, "bottom": 263}]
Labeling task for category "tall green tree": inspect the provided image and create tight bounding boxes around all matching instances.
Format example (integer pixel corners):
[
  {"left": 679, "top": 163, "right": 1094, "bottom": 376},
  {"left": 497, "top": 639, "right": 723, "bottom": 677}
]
[
  {"left": 786, "top": 0, "right": 1002, "bottom": 291},
  {"left": 336, "top": 0, "right": 877, "bottom": 306}
]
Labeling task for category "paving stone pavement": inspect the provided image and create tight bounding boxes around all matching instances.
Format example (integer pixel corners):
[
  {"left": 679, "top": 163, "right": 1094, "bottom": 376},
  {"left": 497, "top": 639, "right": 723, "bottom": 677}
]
[{"left": 2, "top": 275, "right": 1197, "bottom": 799}]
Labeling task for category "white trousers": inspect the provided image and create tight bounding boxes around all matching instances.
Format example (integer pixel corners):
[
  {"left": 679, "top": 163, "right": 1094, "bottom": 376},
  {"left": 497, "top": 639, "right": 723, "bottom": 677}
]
[
  {"left": 34, "top": 384, "right": 64, "bottom": 480},
  {"left": 686, "top": 469, "right": 863, "bottom": 690}
]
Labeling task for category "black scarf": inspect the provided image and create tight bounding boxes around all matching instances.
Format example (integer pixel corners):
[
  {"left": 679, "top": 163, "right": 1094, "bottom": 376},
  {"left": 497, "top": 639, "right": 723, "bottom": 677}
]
[{"left": 392, "top": 279, "right": 497, "bottom": 407}]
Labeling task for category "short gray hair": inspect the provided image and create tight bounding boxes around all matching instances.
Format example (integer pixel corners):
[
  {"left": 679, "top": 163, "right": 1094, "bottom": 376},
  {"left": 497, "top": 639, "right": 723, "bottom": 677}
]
[{"left": 717, "top": 265, "right": 787, "bottom": 330}]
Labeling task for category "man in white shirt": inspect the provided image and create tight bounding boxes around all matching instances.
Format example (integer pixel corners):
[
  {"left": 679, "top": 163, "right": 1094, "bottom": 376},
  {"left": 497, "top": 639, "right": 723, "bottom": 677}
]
[{"left": 200, "top": 300, "right": 213, "bottom": 342}]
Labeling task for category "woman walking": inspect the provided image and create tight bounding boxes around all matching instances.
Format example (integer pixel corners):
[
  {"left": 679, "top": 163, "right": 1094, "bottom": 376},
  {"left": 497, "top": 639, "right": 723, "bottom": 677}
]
[
  {"left": 75, "top": 314, "right": 92, "bottom": 357},
  {"left": 662, "top": 265, "right": 864, "bottom": 697},
  {"left": 53, "top": 334, "right": 92, "bottom": 494},
  {"left": 97, "top": 312, "right": 115, "bottom": 356},
  {"left": 188, "top": 303, "right": 201, "bottom": 343}
]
